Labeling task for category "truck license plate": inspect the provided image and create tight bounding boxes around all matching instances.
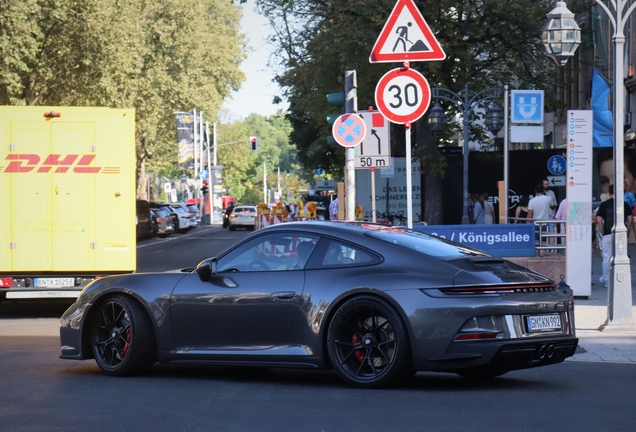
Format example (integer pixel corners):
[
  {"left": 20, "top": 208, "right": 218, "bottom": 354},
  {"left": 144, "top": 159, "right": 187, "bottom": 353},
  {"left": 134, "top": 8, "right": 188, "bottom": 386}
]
[
  {"left": 34, "top": 278, "right": 74, "bottom": 288},
  {"left": 526, "top": 314, "right": 561, "bottom": 332}
]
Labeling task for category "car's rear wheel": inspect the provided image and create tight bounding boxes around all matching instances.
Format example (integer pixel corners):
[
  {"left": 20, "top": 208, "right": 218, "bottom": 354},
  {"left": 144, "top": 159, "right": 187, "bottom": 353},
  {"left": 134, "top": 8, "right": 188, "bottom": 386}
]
[
  {"left": 91, "top": 295, "right": 155, "bottom": 376},
  {"left": 229, "top": 225, "right": 236, "bottom": 231},
  {"left": 327, "top": 296, "right": 411, "bottom": 388}
]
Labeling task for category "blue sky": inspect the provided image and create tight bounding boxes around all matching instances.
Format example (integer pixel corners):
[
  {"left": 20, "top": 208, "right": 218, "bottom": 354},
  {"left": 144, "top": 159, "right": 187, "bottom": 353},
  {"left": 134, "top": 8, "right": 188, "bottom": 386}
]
[{"left": 221, "top": 1, "right": 287, "bottom": 119}]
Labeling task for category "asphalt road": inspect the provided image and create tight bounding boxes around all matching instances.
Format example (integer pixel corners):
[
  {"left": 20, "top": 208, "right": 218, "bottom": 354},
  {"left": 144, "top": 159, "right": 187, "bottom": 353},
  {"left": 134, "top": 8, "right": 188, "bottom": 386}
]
[
  {"left": 0, "top": 334, "right": 634, "bottom": 432},
  {"left": 1, "top": 226, "right": 635, "bottom": 431}
]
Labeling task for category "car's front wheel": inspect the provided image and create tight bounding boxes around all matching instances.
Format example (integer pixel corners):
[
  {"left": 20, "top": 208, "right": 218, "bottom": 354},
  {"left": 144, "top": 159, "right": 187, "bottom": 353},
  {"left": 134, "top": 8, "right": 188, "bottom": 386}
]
[
  {"left": 327, "top": 296, "right": 411, "bottom": 388},
  {"left": 91, "top": 295, "right": 156, "bottom": 376}
]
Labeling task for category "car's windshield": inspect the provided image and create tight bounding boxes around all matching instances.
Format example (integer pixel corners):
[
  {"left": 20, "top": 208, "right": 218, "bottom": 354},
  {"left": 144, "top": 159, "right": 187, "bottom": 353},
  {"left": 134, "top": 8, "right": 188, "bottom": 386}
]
[{"left": 365, "top": 227, "right": 486, "bottom": 258}]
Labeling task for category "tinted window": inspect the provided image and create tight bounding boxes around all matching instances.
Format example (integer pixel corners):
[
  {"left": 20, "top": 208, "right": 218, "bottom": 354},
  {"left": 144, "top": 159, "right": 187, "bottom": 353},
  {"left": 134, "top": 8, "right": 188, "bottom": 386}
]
[
  {"left": 233, "top": 206, "right": 256, "bottom": 213},
  {"left": 366, "top": 228, "right": 486, "bottom": 258},
  {"left": 316, "top": 239, "right": 379, "bottom": 268},
  {"left": 136, "top": 199, "right": 150, "bottom": 215},
  {"left": 218, "top": 233, "right": 319, "bottom": 272}
]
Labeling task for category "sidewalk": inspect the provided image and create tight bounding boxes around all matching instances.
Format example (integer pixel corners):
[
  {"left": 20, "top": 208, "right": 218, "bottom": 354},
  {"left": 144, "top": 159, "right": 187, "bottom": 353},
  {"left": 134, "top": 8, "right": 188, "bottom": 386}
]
[{"left": 568, "top": 244, "right": 636, "bottom": 364}]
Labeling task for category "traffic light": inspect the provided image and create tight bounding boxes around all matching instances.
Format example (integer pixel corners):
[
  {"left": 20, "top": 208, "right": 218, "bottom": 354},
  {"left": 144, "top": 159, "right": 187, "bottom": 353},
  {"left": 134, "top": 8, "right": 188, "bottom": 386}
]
[
  {"left": 250, "top": 136, "right": 258, "bottom": 152},
  {"left": 200, "top": 182, "right": 208, "bottom": 195}
]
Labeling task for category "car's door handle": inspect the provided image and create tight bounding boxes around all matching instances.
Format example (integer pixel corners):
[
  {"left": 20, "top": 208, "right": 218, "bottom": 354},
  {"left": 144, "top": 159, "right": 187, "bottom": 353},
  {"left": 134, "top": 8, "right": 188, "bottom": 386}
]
[{"left": 270, "top": 291, "right": 296, "bottom": 300}]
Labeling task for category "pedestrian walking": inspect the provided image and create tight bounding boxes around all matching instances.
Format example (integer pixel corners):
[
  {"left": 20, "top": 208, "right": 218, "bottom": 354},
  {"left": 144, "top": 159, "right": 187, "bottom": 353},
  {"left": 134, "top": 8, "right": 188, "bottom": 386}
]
[
  {"left": 595, "top": 185, "right": 632, "bottom": 287},
  {"left": 472, "top": 194, "right": 485, "bottom": 224},
  {"left": 481, "top": 192, "right": 495, "bottom": 224},
  {"left": 514, "top": 195, "right": 530, "bottom": 223}
]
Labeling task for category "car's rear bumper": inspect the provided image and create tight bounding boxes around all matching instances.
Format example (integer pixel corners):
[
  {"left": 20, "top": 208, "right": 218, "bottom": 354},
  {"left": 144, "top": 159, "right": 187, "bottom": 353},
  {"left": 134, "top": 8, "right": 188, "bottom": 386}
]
[{"left": 422, "top": 335, "right": 578, "bottom": 372}]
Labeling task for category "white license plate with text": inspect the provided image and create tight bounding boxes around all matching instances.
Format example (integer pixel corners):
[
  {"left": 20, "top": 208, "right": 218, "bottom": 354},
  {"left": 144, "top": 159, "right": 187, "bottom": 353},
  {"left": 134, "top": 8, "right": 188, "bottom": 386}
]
[
  {"left": 526, "top": 314, "right": 561, "bottom": 332},
  {"left": 34, "top": 278, "right": 74, "bottom": 288}
]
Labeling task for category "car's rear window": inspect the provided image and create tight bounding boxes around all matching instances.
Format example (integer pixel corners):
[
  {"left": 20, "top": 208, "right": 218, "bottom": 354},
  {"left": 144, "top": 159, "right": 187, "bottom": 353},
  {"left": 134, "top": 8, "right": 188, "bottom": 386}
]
[
  {"left": 365, "top": 228, "right": 486, "bottom": 258},
  {"left": 234, "top": 207, "right": 255, "bottom": 213}
]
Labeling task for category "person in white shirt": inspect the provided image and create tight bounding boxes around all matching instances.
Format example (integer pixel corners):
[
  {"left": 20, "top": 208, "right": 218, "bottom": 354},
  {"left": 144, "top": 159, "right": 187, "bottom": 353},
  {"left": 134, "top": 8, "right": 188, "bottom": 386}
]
[
  {"left": 542, "top": 179, "right": 558, "bottom": 218},
  {"left": 528, "top": 184, "right": 554, "bottom": 220},
  {"left": 329, "top": 196, "right": 339, "bottom": 220}
]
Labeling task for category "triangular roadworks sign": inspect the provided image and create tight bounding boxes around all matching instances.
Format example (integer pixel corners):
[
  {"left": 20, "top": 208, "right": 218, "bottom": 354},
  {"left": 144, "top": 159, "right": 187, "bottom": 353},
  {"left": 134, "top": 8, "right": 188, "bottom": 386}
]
[{"left": 369, "top": 0, "right": 446, "bottom": 63}]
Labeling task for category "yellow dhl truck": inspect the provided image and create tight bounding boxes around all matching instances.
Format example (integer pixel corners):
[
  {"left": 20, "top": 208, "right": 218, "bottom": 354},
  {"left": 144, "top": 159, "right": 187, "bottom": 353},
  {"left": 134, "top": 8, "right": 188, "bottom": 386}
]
[{"left": 0, "top": 106, "right": 136, "bottom": 302}]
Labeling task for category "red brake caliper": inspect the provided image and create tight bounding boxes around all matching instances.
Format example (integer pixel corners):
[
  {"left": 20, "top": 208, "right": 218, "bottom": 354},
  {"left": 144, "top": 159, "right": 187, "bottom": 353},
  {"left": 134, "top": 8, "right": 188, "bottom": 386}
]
[
  {"left": 122, "top": 329, "right": 131, "bottom": 357},
  {"left": 351, "top": 333, "right": 364, "bottom": 362}
]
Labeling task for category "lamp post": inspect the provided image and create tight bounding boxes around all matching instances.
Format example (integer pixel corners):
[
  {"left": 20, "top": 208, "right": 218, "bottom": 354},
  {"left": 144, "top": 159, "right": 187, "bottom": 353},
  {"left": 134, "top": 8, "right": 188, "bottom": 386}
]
[
  {"left": 543, "top": 1, "right": 635, "bottom": 330},
  {"left": 428, "top": 85, "right": 504, "bottom": 224}
]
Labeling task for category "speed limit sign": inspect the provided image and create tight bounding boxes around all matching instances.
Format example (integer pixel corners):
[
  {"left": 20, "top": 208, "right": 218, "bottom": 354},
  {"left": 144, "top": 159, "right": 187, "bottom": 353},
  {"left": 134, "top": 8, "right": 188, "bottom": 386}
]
[{"left": 374, "top": 68, "right": 431, "bottom": 124}]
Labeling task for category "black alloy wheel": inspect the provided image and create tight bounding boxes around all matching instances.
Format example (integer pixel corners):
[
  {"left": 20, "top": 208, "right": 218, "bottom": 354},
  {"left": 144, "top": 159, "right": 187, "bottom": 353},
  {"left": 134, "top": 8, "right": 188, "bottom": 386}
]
[
  {"left": 327, "top": 296, "right": 411, "bottom": 388},
  {"left": 91, "top": 295, "right": 155, "bottom": 376}
]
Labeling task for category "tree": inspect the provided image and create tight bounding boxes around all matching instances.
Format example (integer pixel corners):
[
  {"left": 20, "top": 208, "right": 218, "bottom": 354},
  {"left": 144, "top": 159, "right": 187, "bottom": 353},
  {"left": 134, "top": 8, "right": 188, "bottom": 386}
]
[
  {"left": 255, "top": 0, "right": 559, "bottom": 224},
  {"left": 1, "top": 0, "right": 247, "bottom": 198}
]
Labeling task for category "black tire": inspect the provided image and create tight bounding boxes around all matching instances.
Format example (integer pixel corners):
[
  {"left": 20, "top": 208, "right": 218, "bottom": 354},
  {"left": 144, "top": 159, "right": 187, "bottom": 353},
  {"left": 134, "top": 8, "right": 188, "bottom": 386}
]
[
  {"left": 91, "top": 295, "right": 156, "bottom": 376},
  {"left": 327, "top": 296, "right": 411, "bottom": 388},
  {"left": 455, "top": 367, "right": 509, "bottom": 379},
  {"left": 229, "top": 225, "right": 236, "bottom": 231}
]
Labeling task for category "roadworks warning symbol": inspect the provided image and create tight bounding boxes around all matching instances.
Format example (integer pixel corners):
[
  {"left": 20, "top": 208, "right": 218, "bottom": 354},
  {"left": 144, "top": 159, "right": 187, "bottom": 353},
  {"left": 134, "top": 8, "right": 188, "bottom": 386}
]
[{"left": 369, "top": 0, "right": 445, "bottom": 63}]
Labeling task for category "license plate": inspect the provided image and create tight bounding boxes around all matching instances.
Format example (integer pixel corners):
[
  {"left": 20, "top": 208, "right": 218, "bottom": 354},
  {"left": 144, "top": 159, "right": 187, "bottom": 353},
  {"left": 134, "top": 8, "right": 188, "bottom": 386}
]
[
  {"left": 34, "top": 278, "right": 75, "bottom": 288},
  {"left": 526, "top": 314, "right": 561, "bottom": 332}
]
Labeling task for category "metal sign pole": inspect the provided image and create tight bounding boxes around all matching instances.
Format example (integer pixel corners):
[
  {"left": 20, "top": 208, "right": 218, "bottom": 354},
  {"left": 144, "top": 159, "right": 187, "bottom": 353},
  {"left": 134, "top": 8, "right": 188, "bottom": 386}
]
[
  {"left": 405, "top": 123, "right": 413, "bottom": 229},
  {"left": 503, "top": 84, "right": 509, "bottom": 224},
  {"left": 345, "top": 70, "right": 357, "bottom": 220},
  {"left": 371, "top": 167, "right": 377, "bottom": 222}
]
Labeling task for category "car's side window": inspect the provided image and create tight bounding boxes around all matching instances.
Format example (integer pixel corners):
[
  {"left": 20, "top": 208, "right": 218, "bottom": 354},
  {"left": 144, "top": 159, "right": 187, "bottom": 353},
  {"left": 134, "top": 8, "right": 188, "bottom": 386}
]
[
  {"left": 217, "top": 233, "right": 319, "bottom": 272},
  {"left": 317, "top": 239, "right": 378, "bottom": 268}
]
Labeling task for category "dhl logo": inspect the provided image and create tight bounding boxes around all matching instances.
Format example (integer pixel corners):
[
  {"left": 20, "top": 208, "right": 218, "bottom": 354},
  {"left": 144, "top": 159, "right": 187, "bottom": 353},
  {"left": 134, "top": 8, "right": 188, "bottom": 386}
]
[{"left": 1, "top": 154, "right": 120, "bottom": 174}]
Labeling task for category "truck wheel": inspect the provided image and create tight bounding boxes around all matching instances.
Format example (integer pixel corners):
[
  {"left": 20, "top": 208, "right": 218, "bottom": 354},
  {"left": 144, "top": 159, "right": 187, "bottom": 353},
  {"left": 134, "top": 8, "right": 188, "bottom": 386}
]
[{"left": 91, "top": 295, "right": 156, "bottom": 376}]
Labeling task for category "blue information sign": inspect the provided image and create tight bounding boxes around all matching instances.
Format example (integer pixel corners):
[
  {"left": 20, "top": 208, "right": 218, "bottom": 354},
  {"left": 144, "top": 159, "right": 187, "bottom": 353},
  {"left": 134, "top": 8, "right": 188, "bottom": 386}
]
[
  {"left": 511, "top": 90, "right": 544, "bottom": 124},
  {"left": 413, "top": 224, "right": 536, "bottom": 257},
  {"left": 315, "top": 168, "right": 324, "bottom": 176}
]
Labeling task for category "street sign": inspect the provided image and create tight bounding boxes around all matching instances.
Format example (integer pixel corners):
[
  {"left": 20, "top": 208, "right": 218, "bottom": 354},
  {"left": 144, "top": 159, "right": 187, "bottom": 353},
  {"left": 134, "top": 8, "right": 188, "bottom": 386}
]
[
  {"left": 314, "top": 167, "right": 324, "bottom": 176},
  {"left": 547, "top": 175, "right": 565, "bottom": 186},
  {"left": 375, "top": 68, "right": 431, "bottom": 124},
  {"left": 369, "top": 0, "right": 445, "bottom": 63},
  {"left": 355, "top": 110, "right": 391, "bottom": 168},
  {"left": 316, "top": 180, "right": 337, "bottom": 191},
  {"left": 198, "top": 169, "right": 208, "bottom": 180},
  {"left": 511, "top": 90, "right": 544, "bottom": 124},
  {"left": 547, "top": 155, "right": 566, "bottom": 175},
  {"left": 332, "top": 114, "right": 367, "bottom": 147}
]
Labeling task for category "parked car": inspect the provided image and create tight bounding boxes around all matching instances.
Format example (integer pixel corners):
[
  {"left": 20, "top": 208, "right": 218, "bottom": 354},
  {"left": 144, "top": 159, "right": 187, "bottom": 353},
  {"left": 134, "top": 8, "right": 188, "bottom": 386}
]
[
  {"left": 170, "top": 206, "right": 197, "bottom": 232},
  {"left": 136, "top": 199, "right": 153, "bottom": 240},
  {"left": 228, "top": 205, "right": 257, "bottom": 231},
  {"left": 151, "top": 203, "right": 180, "bottom": 231},
  {"left": 60, "top": 222, "right": 577, "bottom": 388},
  {"left": 150, "top": 209, "right": 174, "bottom": 238},
  {"left": 171, "top": 203, "right": 200, "bottom": 228}
]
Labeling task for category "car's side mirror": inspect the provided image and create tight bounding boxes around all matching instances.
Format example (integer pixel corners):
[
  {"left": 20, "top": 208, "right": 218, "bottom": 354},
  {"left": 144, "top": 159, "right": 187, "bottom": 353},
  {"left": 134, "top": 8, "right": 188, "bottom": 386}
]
[{"left": 196, "top": 258, "right": 217, "bottom": 282}]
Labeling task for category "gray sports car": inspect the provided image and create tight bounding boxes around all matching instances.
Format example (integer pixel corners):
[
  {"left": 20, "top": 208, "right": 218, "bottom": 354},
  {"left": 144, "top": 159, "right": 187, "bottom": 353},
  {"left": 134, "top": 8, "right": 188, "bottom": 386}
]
[{"left": 60, "top": 222, "right": 577, "bottom": 388}]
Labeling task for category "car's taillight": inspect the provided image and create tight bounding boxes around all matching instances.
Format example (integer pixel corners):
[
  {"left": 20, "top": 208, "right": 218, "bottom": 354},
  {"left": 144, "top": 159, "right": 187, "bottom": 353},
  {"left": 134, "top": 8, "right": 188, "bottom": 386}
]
[
  {"left": 439, "top": 283, "right": 557, "bottom": 295},
  {"left": 156, "top": 217, "right": 164, "bottom": 222},
  {"left": 0, "top": 277, "right": 12, "bottom": 288},
  {"left": 230, "top": 214, "right": 237, "bottom": 218}
]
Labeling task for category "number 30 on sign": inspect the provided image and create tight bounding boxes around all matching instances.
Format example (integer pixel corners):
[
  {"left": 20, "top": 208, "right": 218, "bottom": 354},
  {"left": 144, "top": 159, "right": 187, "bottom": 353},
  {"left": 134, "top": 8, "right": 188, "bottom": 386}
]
[{"left": 374, "top": 68, "right": 431, "bottom": 124}]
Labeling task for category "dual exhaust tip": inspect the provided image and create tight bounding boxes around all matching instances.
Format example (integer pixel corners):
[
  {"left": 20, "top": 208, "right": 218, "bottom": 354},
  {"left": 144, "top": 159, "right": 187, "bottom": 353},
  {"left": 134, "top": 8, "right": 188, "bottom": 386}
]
[{"left": 538, "top": 344, "right": 555, "bottom": 360}]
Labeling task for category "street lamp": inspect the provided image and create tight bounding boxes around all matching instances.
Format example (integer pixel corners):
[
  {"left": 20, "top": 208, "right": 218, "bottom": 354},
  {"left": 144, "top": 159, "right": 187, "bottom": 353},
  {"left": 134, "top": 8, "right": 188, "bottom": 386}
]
[
  {"left": 428, "top": 85, "right": 503, "bottom": 224},
  {"left": 542, "top": 1, "right": 581, "bottom": 66},
  {"left": 542, "top": 1, "right": 635, "bottom": 330}
]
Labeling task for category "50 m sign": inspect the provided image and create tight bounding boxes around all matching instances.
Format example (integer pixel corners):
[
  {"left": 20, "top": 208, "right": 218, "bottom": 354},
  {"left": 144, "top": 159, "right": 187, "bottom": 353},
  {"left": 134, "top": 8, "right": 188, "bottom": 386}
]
[{"left": 374, "top": 68, "right": 431, "bottom": 124}]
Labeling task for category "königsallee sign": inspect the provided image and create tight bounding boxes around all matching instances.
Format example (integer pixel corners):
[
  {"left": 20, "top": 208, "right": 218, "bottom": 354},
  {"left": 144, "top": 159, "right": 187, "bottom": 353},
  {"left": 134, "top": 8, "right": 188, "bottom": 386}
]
[{"left": 414, "top": 224, "right": 535, "bottom": 257}]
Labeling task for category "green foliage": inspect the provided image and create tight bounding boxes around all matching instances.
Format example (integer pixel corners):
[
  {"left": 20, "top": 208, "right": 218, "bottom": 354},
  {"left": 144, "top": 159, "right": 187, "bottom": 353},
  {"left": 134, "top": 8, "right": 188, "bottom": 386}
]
[
  {"left": 255, "top": 0, "right": 559, "bottom": 220},
  {"left": 1, "top": 0, "right": 246, "bottom": 194}
]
